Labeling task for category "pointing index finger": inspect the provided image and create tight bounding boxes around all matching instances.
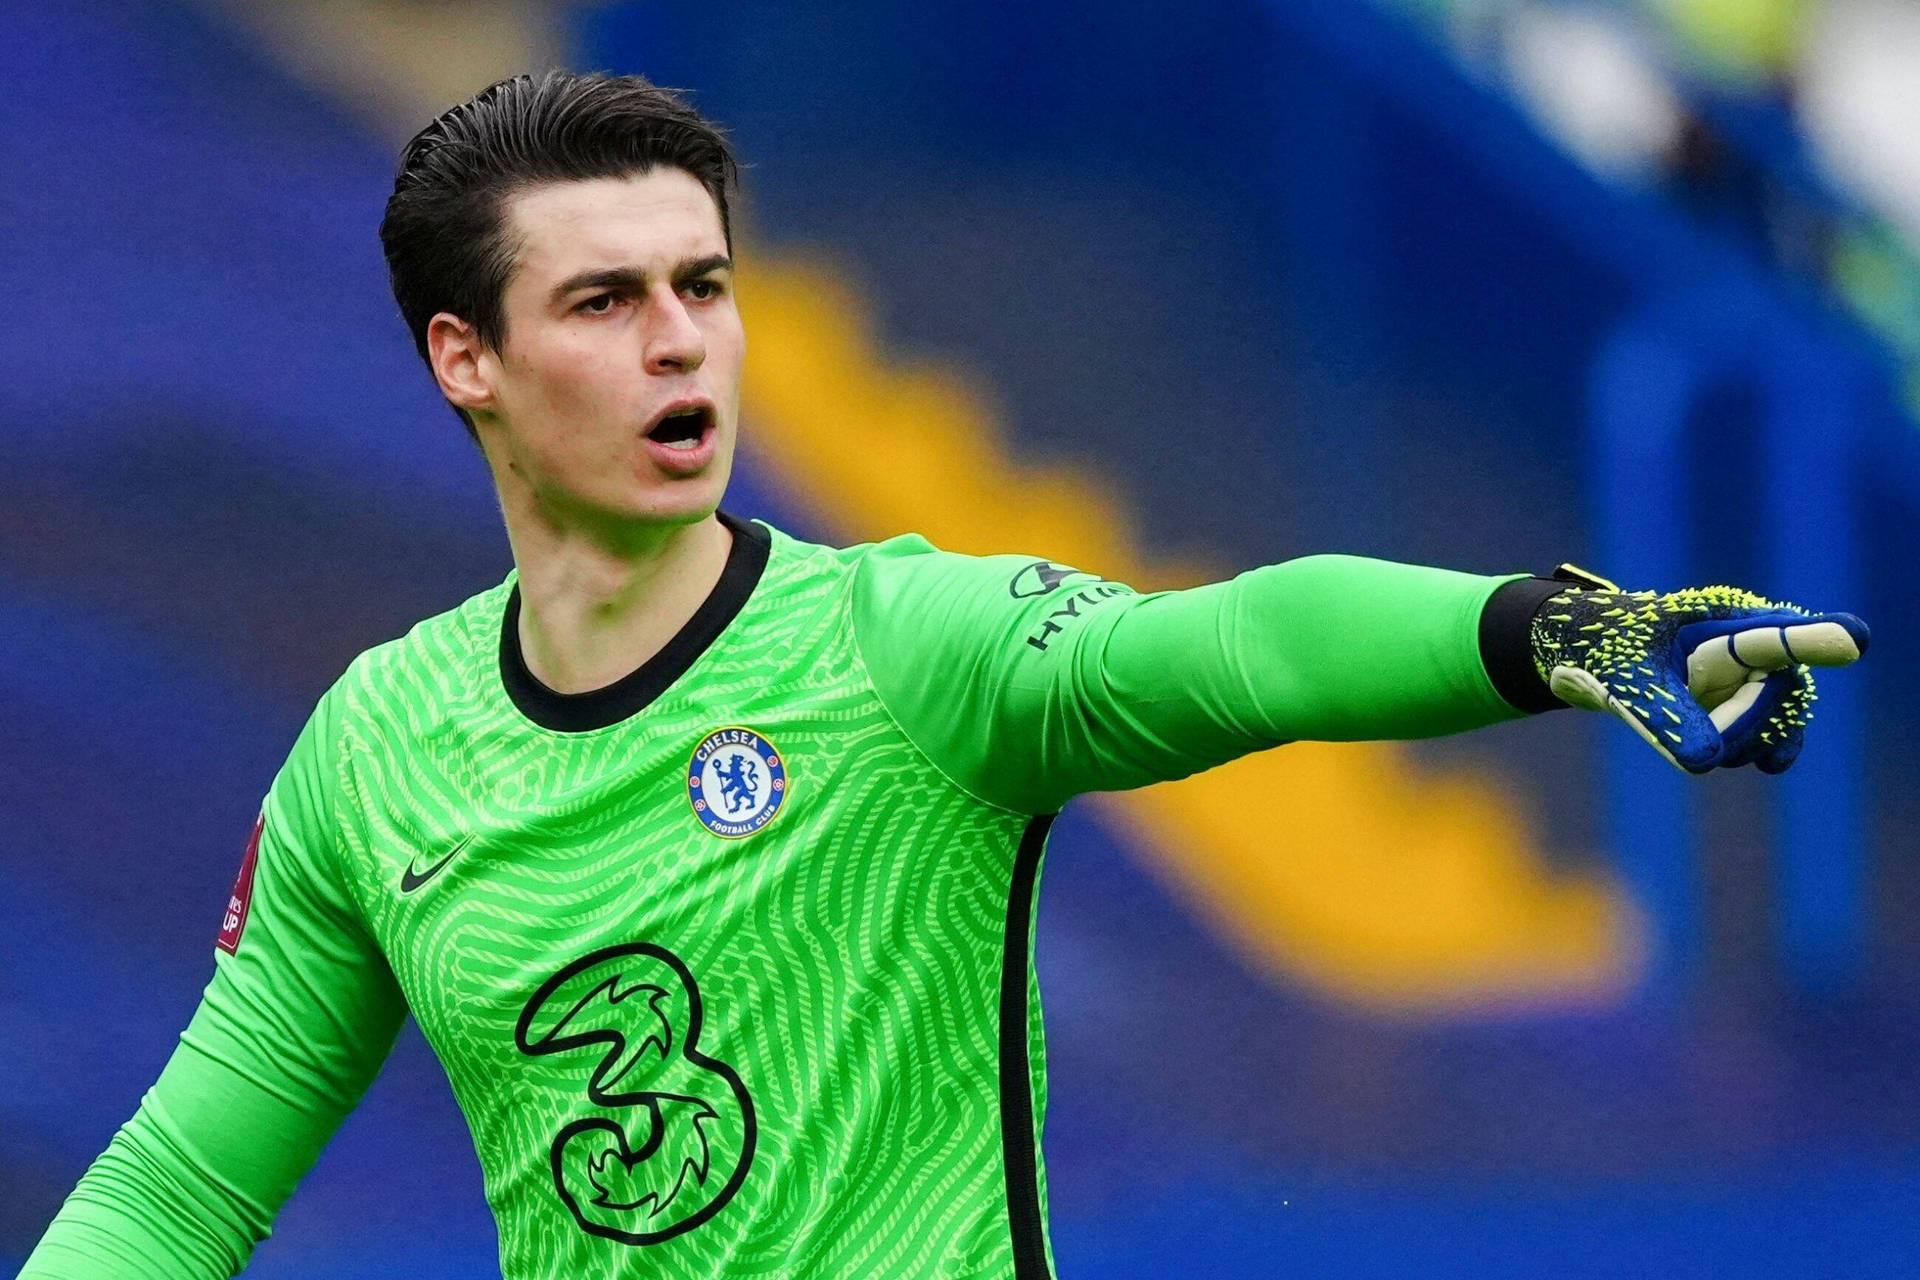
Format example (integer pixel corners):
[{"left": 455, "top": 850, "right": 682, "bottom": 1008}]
[
  {"left": 1684, "top": 613, "right": 1869, "bottom": 695},
  {"left": 1728, "top": 615, "right": 1868, "bottom": 672},
  {"left": 1762, "top": 615, "right": 1868, "bottom": 668}
]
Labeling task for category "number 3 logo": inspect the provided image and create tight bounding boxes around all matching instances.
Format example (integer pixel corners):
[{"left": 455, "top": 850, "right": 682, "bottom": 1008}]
[{"left": 515, "top": 943, "right": 757, "bottom": 1244}]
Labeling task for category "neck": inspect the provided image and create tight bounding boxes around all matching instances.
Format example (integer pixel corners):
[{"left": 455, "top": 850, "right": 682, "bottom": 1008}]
[{"left": 505, "top": 498, "right": 735, "bottom": 696}]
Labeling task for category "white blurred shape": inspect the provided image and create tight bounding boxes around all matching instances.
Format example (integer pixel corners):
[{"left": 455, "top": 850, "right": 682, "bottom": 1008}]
[
  {"left": 1501, "top": 4, "right": 1686, "bottom": 181},
  {"left": 1800, "top": 0, "right": 1920, "bottom": 244}
]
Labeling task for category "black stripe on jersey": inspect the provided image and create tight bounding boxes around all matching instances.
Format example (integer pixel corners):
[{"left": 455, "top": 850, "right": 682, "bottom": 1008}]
[
  {"left": 1001, "top": 814, "right": 1056, "bottom": 1280},
  {"left": 499, "top": 510, "right": 771, "bottom": 732}
]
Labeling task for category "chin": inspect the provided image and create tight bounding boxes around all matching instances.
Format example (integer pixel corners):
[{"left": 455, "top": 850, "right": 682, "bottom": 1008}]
[
  {"left": 627, "top": 474, "right": 730, "bottom": 526},
  {"left": 629, "top": 433, "right": 734, "bottom": 520}
]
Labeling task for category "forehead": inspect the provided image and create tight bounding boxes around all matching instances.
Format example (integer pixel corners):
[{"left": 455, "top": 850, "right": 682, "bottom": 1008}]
[{"left": 503, "top": 169, "right": 725, "bottom": 282}]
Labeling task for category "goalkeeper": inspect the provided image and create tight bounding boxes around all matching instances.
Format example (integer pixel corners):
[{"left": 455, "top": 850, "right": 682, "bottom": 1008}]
[{"left": 21, "top": 71, "right": 1868, "bottom": 1279}]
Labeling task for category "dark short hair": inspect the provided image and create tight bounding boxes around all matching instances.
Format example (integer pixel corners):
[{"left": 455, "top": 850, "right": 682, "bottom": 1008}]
[{"left": 379, "top": 71, "right": 740, "bottom": 436}]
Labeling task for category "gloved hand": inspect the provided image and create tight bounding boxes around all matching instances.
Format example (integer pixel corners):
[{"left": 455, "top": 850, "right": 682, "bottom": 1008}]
[{"left": 1528, "top": 566, "right": 1870, "bottom": 774}]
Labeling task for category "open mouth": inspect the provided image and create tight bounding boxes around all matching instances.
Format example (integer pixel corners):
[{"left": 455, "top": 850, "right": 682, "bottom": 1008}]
[{"left": 646, "top": 404, "right": 714, "bottom": 451}]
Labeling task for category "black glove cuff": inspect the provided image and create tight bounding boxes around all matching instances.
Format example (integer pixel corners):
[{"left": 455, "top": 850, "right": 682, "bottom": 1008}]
[{"left": 1479, "top": 576, "right": 1570, "bottom": 714}]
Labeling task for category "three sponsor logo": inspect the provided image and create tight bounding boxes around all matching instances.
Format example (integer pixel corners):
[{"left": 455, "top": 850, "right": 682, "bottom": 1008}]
[{"left": 516, "top": 942, "right": 755, "bottom": 1245}]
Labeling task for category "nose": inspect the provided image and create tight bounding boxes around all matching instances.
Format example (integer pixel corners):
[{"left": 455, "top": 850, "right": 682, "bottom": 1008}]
[{"left": 644, "top": 289, "right": 706, "bottom": 375}]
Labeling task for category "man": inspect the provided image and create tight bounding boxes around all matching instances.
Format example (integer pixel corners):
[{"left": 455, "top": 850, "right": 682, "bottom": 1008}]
[{"left": 21, "top": 71, "right": 1868, "bottom": 1279}]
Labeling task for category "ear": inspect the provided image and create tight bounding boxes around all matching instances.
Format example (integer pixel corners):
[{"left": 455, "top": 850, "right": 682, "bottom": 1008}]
[{"left": 426, "top": 312, "right": 496, "bottom": 415}]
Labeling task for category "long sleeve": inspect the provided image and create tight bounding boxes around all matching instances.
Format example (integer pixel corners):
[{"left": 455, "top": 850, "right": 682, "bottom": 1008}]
[
  {"left": 19, "top": 677, "right": 408, "bottom": 1278},
  {"left": 851, "top": 536, "right": 1545, "bottom": 816}
]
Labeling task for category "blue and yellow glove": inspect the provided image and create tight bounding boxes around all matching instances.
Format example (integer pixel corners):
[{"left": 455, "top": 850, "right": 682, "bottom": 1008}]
[{"left": 1524, "top": 565, "right": 1870, "bottom": 774}]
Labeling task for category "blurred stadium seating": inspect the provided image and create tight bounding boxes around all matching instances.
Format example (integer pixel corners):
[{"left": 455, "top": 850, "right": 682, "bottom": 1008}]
[{"left": 4, "top": 0, "right": 1918, "bottom": 1275}]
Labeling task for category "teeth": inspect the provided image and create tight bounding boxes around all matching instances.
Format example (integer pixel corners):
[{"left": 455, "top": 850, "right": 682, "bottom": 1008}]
[{"left": 656, "top": 434, "right": 702, "bottom": 451}]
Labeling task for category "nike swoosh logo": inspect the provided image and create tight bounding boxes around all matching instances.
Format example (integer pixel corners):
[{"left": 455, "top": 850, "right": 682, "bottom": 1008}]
[{"left": 400, "top": 836, "right": 472, "bottom": 894}]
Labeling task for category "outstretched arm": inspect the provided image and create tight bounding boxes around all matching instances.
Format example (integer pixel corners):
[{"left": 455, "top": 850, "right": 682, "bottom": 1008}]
[
  {"left": 851, "top": 540, "right": 1870, "bottom": 816},
  {"left": 851, "top": 537, "right": 1556, "bottom": 815}
]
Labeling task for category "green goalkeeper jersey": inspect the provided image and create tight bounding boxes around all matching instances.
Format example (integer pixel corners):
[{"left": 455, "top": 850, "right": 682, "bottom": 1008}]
[{"left": 22, "top": 513, "right": 1541, "bottom": 1279}]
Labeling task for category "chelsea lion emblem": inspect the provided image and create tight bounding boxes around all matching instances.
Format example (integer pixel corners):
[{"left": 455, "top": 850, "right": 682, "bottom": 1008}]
[{"left": 688, "top": 727, "right": 788, "bottom": 839}]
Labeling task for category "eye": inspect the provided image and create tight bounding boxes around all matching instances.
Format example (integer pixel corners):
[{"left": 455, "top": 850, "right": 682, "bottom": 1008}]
[
  {"left": 685, "top": 279, "right": 724, "bottom": 301},
  {"left": 576, "top": 292, "right": 622, "bottom": 315}
]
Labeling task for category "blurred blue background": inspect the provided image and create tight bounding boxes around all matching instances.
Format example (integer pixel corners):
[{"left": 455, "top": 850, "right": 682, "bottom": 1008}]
[{"left": 4, "top": 0, "right": 1918, "bottom": 1275}]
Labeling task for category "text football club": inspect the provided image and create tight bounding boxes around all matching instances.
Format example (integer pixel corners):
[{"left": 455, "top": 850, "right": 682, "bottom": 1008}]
[{"left": 688, "top": 727, "right": 788, "bottom": 838}]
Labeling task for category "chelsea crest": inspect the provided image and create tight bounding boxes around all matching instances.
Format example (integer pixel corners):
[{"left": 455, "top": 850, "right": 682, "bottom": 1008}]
[{"left": 688, "top": 727, "right": 789, "bottom": 839}]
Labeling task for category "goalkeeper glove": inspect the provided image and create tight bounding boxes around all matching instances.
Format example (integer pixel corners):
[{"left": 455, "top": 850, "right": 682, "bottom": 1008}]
[{"left": 1525, "top": 565, "right": 1869, "bottom": 774}]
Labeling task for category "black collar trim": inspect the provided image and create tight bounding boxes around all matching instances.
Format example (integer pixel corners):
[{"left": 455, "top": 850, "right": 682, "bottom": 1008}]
[{"left": 498, "top": 511, "right": 771, "bottom": 733}]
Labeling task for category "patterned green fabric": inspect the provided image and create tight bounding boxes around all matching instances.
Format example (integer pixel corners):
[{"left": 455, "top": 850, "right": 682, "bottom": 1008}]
[
  {"left": 310, "top": 527, "right": 1041, "bottom": 1277},
  {"left": 23, "top": 520, "right": 1534, "bottom": 1279}
]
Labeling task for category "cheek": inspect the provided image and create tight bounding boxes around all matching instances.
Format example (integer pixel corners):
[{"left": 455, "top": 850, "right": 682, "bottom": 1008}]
[
  {"left": 708, "top": 312, "right": 748, "bottom": 379},
  {"left": 520, "top": 337, "right": 630, "bottom": 417}
]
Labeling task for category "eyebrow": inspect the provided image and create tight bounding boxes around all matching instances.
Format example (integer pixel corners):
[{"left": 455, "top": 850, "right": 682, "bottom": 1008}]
[{"left": 547, "top": 254, "right": 734, "bottom": 305}]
